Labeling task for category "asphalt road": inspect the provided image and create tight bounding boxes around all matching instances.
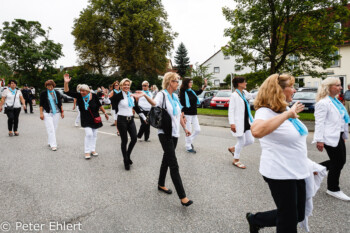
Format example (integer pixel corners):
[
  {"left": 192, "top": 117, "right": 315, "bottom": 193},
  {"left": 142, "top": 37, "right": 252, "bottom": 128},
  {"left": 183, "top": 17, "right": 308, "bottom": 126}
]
[{"left": 0, "top": 103, "right": 349, "bottom": 233}]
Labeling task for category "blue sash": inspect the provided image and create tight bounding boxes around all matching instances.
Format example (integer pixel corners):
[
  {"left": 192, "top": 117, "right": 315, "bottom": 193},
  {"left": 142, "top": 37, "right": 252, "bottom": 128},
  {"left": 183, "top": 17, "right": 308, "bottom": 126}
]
[
  {"left": 47, "top": 90, "right": 58, "bottom": 114},
  {"left": 185, "top": 89, "right": 200, "bottom": 108},
  {"left": 82, "top": 93, "right": 90, "bottom": 110},
  {"left": 164, "top": 90, "right": 182, "bottom": 115},
  {"left": 329, "top": 96, "right": 350, "bottom": 123},
  {"left": 236, "top": 89, "right": 253, "bottom": 122}
]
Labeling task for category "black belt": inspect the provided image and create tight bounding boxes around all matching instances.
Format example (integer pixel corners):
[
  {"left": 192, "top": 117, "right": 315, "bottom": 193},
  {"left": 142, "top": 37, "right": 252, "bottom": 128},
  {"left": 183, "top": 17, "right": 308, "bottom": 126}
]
[{"left": 118, "top": 115, "right": 134, "bottom": 121}]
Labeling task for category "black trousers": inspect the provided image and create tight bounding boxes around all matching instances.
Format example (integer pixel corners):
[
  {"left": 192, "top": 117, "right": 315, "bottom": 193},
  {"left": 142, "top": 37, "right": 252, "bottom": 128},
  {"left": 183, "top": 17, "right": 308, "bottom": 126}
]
[
  {"left": 6, "top": 108, "right": 21, "bottom": 131},
  {"left": 137, "top": 111, "right": 150, "bottom": 140},
  {"left": 117, "top": 116, "right": 137, "bottom": 164},
  {"left": 250, "top": 177, "right": 306, "bottom": 233},
  {"left": 24, "top": 99, "right": 33, "bottom": 113},
  {"left": 158, "top": 134, "right": 186, "bottom": 199},
  {"left": 320, "top": 133, "right": 346, "bottom": 192}
]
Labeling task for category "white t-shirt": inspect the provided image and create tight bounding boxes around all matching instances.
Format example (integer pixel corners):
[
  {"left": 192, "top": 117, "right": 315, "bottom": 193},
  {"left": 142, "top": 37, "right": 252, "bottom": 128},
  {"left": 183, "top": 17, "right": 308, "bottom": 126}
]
[
  {"left": 138, "top": 95, "right": 152, "bottom": 111},
  {"left": 3, "top": 89, "right": 22, "bottom": 108},
  {"left": 117, "top": 91, "right": 134, "bottom": 117},
  {"left": 255, "top": 107, "right": 309, "bottom": 180},
  {"left": 154, "top": 90, "right": 182, "bottom": 137}
]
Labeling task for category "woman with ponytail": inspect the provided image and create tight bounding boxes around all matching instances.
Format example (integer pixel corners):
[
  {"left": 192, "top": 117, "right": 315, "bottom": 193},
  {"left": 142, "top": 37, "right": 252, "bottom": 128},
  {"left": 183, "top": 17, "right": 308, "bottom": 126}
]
[
  {"left": 246, "top": 74, "right": 309, "bottom": 233},
  {"left": 179, "top": 78, "right": 207, "bottom": 153},
  {"left": 39, "top": 80, "right": 64, "bottom": 151}
]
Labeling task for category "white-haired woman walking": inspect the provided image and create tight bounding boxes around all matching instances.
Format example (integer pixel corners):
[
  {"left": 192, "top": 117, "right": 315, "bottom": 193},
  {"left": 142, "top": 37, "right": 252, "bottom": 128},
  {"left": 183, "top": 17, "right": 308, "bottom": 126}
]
[
  {"left": 64, "top": 74, "right": 110, "bottom": 159},
  {"left": 137, "top": 80, "right": 152, "bottom": 142},
  {"left": 313, "top": 77, "right": 350, "bottom": 201}
]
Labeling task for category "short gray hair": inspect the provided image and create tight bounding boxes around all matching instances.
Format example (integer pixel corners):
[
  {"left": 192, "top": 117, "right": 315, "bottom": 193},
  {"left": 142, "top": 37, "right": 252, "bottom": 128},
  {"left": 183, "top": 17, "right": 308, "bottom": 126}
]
[{"left": 79, "top": 84, "right": 90, "bottom": 92}]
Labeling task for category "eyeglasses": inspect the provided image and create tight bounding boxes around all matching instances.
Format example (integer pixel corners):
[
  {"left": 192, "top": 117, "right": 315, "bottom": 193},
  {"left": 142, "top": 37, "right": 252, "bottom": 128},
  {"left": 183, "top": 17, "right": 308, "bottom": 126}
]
[{"left": 114, "top": 85, "right": 119, "bottom": 87}]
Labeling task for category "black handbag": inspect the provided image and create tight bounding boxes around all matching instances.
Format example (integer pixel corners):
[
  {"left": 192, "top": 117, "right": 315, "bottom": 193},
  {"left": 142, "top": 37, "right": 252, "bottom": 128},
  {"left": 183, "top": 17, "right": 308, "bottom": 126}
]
[{"left": 148, "top": 92, "right": 172, "bottom": 137}]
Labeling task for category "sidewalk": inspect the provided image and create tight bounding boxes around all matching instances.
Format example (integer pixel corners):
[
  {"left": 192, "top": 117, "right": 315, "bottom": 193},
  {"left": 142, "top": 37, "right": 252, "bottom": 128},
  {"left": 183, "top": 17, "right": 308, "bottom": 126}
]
[
  {"left": 196, "top": 114, "right": 315, "bottom": 132},
  {"left": 63, "top": 104, "right": 315, "bottom": 132}
]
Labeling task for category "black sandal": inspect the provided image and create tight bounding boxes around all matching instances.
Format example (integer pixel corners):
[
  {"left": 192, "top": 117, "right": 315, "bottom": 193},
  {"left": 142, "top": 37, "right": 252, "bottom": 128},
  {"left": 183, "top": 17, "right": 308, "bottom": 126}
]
[{"left": 9, "top": 132, "right": 13, "bottom": 137}]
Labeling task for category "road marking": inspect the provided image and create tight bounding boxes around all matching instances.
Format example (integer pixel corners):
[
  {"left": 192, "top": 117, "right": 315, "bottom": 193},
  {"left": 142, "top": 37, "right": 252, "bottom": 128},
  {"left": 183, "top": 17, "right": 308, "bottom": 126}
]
[{"left": 79, "top": 128, "right": 118, "bottom": 137}]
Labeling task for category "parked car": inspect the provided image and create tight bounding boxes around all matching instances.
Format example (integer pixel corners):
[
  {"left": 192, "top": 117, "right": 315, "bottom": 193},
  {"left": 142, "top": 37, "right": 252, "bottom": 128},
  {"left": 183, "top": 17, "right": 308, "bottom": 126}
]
[
  {"left": 210, "top": 90, "right": 232, "bottom": 108},
  {"left": 290, "top": 90, "right": 317, "bottom": 112},
  {"left": 0, "top": 87, "right": 6, "bottom": 98},
  {"left": 54, "top": 88, "right": 74, "bottom": 103},
  {"left": 249, "top": 91, "right": 258, "bottom": 110},
  {"left": 197, "top": 90, "right": 218, "bottom": 108}
]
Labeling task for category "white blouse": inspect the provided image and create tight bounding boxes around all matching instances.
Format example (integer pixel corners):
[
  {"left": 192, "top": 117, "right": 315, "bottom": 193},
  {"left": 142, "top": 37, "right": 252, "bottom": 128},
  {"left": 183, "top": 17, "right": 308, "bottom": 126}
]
[
  {"left": 3, "top": 89, "right": 22, "bottom": 108},
  {"left": 154, "top": 90, "right": 182, "bottom": 137},
  {"left": 138, "top": 95, "right": 152, "bottom": 111},
  {"left": 117, "top": 91, "right": 146, "bottom": 121},
  {"left": 117, "top": 91, "right": 134, "bottom": 117},
  {"left": 255, "top": 107, "right": 309, "bottom": 180}
]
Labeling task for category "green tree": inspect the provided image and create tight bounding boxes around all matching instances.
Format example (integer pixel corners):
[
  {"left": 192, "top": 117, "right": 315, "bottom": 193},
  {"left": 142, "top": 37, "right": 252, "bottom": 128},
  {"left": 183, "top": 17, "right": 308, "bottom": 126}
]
[
  {"left": 222, "top": 0, "right": 350, "bottom": 77},
  {"left": 74, "top": 0, "right": 177, "bottom": 78},
  {"left": 0, "top": 62, "right": 12, "bottom": 79},
  {"left": 224, "top": 74, "right": 232, "bottom": 86},
  {"left": 72, "top": 7, "right": 111, "bottom": 74},
  {"left": 174, "top": 42, "right": 190, "bottom": 78},
  {"left": 0, "top": 19, "right": 63, "bottom": 88},
  {"left": 191, "top": 63, "right": 213, "bottom": 90}
]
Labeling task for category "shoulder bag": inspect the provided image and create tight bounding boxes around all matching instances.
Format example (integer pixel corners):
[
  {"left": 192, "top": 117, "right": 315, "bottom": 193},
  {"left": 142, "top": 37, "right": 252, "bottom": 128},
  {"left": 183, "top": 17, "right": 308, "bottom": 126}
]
[
  {"left": 148, "top": 92, "right": 172, "bottom": 137},
  {"left": 4, "top": 90, "right": 17, "bottom": 116}
]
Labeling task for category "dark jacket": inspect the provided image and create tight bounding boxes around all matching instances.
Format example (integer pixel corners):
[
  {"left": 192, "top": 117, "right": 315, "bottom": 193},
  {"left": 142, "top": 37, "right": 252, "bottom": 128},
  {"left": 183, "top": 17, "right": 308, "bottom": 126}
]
[
  {"left": 65, "top": 92, "right": 103, "bottom": 128},
  {"left": 109, "top": 91, "right": 142, "bottom": 115},
  {"left": 40, "top": 90, "right": 63, "bottom": 113},
  {"left": 22, "top": 89, "right": 33, "bottom": 100},
  {"left": 179, "top": 89, "right": 203, "bottom": 115}
]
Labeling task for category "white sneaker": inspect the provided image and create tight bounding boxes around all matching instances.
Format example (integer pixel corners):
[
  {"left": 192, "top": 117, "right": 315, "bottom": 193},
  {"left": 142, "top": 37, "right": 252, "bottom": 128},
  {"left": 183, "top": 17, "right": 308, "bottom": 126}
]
[
  {"left": 75, "top": 123, "right": 79, "bottom": 127},
  {"left": 138, "top": 138, "right": 143, "bottom": 142},
  {"left": 91, "top": 152, "right": 99, "bottom": 157},
  {"left": 326, "top": 190, "right": 350, "bottom": 201},
  {"left": 85, "top": 153, "right": 91, "bottom": 159},
  {"left": 51, "top": 147, "right": 57, "bottom": 151}
]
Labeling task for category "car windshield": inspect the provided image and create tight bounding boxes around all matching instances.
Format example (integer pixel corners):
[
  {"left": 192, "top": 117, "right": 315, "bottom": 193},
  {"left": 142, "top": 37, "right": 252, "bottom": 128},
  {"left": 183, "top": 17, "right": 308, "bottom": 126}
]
[
  {"left": 197, "top": 92, "right": 205, "bottom": 98},
  {"left": 216, "top": 91, "right": 231, "bottom": 97},
  {"left": 293, "top": 92, "right": 316, "bottom": 100}
]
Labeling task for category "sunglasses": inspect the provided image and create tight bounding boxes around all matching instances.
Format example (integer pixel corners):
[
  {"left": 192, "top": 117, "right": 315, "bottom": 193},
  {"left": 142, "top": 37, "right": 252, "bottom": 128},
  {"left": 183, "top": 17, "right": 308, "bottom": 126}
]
[
  {"left": 172, "top": 80, "right": 179, "bottom": 83},
  {"left": 142, "top": 85, "right": 149, "bottom": 87}
]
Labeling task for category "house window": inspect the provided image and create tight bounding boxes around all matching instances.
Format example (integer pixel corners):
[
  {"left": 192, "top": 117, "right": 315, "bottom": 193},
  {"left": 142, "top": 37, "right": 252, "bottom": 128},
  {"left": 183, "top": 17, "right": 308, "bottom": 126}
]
[
  {"left": 224, "top": 55, "right": 230, "bottom": 60},
  {"left": 214, "top": 80, "right": 220, "bottom": 86},
  {"left": 331, "top": 50, "right": 340, "bottom": 67},
  {"left": 289, "top": 54, "right": 299, "bottom": 70},
  {"left": 234, "top": 65, "right": 241, "bottom": 71},
  {"left": 334, "top": 22, "right": 341, "bottom": 30},
  {"left": 214, "top": 67, "right": 220, "bottom": 73}
]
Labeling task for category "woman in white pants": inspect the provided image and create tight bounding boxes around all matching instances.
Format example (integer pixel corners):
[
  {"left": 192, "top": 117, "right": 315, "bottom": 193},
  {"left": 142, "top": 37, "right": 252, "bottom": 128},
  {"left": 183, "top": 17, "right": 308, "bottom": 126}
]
[
  {"left": 228, "top": 77, "right": 255, "bottom": 169},
  {"left": 73, "top": 84, "right": 82, "bottom": 127},
  {"left": 63, "top": 74, "right": 109, "bottom": 159},
  {"left": 313, "top": 77, "right": 350, "bottom": 201},
  {"left": 179, "top": 78, "right": 207, "bottom": 153},
  {"left": 39, "top": 80, "right": 64, "bottom": 151}
]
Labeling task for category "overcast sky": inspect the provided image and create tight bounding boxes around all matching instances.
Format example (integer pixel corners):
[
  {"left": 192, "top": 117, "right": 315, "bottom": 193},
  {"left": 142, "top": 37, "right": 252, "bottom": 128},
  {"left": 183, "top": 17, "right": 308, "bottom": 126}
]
[{"left": 0, "top": 0, "right": 236, "bottom": 68}]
